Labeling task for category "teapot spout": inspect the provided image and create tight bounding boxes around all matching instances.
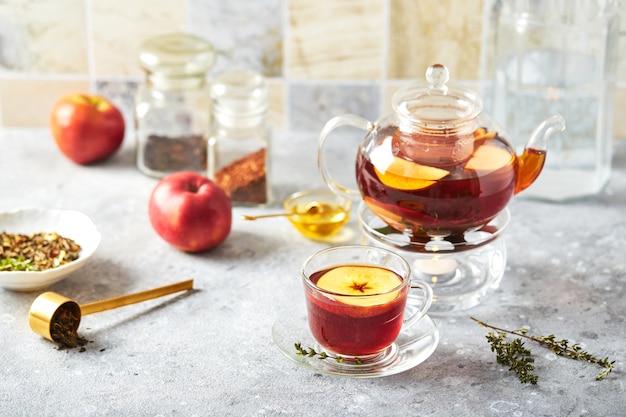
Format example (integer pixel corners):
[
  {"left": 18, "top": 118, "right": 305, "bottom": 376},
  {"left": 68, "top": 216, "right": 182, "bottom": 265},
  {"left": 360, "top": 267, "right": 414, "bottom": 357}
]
[
  {"left": 514, "top": 114, "right": 565, "bottom": 194},
  {"left": 524, "top": 114, "right": 566, "bottom": 152}
]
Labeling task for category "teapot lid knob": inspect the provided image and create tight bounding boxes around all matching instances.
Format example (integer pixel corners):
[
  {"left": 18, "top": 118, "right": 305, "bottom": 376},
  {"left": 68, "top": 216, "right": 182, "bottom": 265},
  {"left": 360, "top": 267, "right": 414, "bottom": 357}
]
[
  {"left": 392, "top": 63, "right": 482, "bottom": 127},
  {"left": 426, "top": 64, "right": 449, "bottom": 91}
]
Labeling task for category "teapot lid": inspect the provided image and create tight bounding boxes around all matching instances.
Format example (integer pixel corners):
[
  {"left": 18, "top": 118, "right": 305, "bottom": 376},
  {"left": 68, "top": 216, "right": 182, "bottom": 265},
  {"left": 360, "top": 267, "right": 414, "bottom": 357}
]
[{"left": 392, "top": 64, "right": 482, "bottom": 130}]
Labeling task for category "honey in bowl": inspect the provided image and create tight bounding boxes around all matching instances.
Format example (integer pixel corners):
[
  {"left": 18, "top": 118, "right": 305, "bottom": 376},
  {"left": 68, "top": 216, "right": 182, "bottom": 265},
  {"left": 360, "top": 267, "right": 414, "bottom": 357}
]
[{"left": 284, "top": 190, "right": 351, "bottom": 240}]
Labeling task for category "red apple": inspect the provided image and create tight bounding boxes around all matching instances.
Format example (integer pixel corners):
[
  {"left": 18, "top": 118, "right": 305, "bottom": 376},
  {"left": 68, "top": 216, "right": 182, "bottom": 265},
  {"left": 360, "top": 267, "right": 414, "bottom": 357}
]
[
  {"left": 49, "top": 93, "right": 125, "bottom": 165},
  {"left": 149, "top": 172, "right": 232, "bottom": 252}
]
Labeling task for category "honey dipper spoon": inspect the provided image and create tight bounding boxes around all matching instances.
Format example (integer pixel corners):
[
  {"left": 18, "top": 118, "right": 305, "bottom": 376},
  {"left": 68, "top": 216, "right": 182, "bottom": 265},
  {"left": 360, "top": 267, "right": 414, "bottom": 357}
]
[
  {"left": 241, "top": 201, "right": 330, "bottom": 221},
  {"left": 28, "top": 279, "right": 193, "bottom": 346}
]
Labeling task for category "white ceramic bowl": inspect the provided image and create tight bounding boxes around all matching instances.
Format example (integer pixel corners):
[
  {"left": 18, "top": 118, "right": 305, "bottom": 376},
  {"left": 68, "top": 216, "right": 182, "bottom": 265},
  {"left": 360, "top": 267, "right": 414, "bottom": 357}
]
[{"left": 0, "top": 208, "right": 101, "bottom": 291}]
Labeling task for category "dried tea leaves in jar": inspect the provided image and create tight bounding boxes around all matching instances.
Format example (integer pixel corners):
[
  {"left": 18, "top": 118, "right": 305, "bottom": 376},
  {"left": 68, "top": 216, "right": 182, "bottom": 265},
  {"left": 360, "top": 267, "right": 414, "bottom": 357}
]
[
  {"left": 209, "top": 70, "right": 271, "bottom": 206},
  {"left": 214, "top": 148, "right": 268, "bottom": 204},
  {"left": 143, "top": 134, "right": 208, "bottom": 173}
]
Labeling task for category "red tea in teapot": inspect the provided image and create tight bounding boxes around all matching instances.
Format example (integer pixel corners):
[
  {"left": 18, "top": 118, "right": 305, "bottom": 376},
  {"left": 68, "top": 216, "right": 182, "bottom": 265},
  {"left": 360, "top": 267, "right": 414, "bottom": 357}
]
[
  {"left": 356, "top": 127, "right": 545, "bottom": 237},
  {"left": 318, "top": 64, "right": 564, "bottom": 240}
]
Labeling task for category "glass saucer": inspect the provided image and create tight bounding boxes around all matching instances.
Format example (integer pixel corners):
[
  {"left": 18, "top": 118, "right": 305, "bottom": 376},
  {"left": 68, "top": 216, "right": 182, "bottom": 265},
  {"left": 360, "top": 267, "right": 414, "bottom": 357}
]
[{"left": 272, "top": 302, "right": 439, "bottom": 378}]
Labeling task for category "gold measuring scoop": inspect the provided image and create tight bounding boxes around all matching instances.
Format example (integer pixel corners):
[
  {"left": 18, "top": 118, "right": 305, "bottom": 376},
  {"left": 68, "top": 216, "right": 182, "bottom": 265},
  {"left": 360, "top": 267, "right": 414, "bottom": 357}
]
[{"left": 29, "top": 279, "right": 193, "bottom": 346}]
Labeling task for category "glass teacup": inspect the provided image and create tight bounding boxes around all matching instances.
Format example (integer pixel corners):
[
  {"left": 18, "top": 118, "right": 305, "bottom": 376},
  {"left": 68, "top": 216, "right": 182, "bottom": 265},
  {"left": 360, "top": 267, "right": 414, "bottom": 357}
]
[{"left": 301, "top": 245, "right": 433, "bottom": 359}]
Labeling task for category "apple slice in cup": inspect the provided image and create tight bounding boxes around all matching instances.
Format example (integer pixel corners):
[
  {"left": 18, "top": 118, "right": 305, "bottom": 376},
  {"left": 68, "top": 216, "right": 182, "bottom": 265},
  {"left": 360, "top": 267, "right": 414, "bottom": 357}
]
[{"left": 315, "top": 265, "right": 402, "bottom": 306}]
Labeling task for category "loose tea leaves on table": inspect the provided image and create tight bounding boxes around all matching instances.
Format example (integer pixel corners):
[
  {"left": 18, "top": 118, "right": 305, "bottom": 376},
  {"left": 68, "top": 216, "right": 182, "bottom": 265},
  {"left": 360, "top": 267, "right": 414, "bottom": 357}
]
[
  {"left": 0, "top": 232, "right": 81, "bottom": 271},
  {"left": 142, "top": 134, "right": 207, "bottom": 172}
]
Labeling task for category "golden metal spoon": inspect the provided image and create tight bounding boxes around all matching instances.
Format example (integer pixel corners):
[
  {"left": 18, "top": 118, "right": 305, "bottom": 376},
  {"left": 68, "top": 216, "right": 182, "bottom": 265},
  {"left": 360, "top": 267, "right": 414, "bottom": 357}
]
[
  {"left": 28, "top": 279, "right": 193, "bottom": 346},
  {"left": 241, "top": 201, "right": 331, "bottom": 221}
]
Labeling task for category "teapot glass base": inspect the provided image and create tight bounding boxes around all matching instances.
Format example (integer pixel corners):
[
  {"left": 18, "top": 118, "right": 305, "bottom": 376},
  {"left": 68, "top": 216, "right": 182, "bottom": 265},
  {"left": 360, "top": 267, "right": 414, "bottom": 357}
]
[{"left": 358, "top": 203, "right": 509, "bottom": 314}]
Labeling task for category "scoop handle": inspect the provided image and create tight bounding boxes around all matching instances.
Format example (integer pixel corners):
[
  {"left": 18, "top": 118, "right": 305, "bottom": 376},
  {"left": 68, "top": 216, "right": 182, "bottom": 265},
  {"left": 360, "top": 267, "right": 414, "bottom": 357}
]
[{"left": 79, "top": 279, "right": 194, "bottom": 316}]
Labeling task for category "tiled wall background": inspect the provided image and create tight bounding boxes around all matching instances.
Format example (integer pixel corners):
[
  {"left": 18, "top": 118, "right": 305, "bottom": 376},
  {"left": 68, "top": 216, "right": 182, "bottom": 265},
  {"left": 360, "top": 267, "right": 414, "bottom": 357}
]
[{"left": 1, "top": 0, "right": 626, "bottom": 138}]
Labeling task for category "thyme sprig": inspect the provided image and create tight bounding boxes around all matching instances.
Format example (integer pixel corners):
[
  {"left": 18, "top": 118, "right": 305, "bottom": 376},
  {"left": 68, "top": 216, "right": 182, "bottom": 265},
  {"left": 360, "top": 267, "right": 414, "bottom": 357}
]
[
  {"left": 294, "top": 342, "right": 362, "bottom": 365},
  {"left": 472, "top": 317, "right": 615, "bottom": 384}
]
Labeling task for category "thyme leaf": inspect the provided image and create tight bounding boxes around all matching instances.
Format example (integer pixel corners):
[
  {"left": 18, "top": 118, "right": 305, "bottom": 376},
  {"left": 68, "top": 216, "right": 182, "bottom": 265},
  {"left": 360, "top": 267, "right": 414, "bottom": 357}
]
[
  {"left": 485, "top": 329, "right": 538, "bottom": 384},
  {"left": 294, "top": 342, "right": 362, "bottom": 365},
  {"left": 472, "top": 317, "right": 615, "bottom": 384}
]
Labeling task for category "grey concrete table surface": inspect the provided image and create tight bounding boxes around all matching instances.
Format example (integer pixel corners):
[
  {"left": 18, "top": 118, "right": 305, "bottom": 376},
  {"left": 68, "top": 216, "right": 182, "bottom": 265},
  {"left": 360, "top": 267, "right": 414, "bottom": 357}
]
[{"left": 0, "top": 128, "right": 624, "bottom": 417}]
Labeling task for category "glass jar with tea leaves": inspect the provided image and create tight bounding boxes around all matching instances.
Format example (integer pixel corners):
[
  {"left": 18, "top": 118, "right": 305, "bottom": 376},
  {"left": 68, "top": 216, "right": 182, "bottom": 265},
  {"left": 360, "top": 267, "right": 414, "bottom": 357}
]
[
  {"left": 135, "top": 33, "right": 215, "bottom": 178},
  {"left": 208, "top": 69, "right": 271, "bottom": 206}
]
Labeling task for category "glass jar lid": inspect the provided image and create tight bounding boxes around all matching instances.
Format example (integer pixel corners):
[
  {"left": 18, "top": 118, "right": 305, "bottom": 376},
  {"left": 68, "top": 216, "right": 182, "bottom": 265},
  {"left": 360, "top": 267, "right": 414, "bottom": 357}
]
[
  {"left": 211, "top": 69, "right": 268, "bottom": 119},
  {"left": 392, "top": 64, "right": 482, "bottom": 130},
  {"left": 139, "top": 33, "right": 215, "bottom": 77}
]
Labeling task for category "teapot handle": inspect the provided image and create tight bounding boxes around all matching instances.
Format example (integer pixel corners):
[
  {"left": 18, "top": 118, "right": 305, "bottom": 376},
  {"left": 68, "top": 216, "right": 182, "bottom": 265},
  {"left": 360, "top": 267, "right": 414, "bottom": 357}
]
[{"left": 317, "top": 114, "right": 374, "bottom": 200}]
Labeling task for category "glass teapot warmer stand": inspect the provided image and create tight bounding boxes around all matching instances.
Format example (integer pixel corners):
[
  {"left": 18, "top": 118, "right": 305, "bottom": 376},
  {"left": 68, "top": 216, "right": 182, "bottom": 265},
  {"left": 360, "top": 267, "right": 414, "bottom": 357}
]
[{"left": 357, "top": 203, "right": 509, "bottom": 314}]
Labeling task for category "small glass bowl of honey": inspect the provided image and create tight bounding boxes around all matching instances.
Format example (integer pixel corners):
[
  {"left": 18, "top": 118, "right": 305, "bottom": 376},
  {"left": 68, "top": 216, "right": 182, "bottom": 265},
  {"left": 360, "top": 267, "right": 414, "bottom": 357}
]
[{"left": 283, "top": 190, "right": 352, "bottom": 241}]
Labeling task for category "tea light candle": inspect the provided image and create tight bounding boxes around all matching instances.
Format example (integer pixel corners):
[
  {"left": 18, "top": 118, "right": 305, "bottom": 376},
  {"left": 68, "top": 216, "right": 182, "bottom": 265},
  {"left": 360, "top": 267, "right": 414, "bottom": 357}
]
[{"left": 414, "top": 257, "right": 458, "bottom": 283}]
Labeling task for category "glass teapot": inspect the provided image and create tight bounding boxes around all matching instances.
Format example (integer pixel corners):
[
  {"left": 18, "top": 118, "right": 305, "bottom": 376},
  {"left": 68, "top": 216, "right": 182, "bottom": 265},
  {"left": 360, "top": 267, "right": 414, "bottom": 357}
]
[{"left": 318, "top": 64, "right": 565, "bottom": 239}]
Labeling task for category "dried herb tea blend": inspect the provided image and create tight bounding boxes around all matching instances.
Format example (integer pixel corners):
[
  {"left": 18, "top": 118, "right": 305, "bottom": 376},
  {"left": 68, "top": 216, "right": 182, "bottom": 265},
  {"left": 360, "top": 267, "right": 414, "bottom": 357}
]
[{"left": 0, "top": 232, "right": 81, "bottom": 271}]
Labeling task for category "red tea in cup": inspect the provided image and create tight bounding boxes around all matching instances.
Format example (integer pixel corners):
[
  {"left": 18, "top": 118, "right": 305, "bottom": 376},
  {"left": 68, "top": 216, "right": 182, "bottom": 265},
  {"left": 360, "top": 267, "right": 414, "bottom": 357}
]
[
  {"left": 301, "top": 245, "right": 433, "bottom": 359},
  {"left": 305, "top": 264, "right": 408, "bottom": 356}
]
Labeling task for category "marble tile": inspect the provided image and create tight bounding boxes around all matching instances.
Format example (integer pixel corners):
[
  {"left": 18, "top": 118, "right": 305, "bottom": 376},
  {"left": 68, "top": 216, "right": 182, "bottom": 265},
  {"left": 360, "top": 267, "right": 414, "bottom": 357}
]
[
  {"left": 0, "top": 78, "right": 89, "bottom": 127},
  {"left": 382, "top": 82, "right": 406, "bottom": 115},
  {"left": 90, "top": 0, "right": 186, "bottom": 76},
  {"left": 288, "top": 83, "right": 380, "bottom": 132},
  {"left": 1, "top": 0, "right": 626, "bottom": 136},
  {"left": 267, "top": 79, "right": 286, "bottom": 132},
  {"left": 480, "top": 0, "right": 498, "bottom": 80},
  {"left": 0, "top": 0, "right": 88, "bottom": 74},
  {"left": 388, "top": 0, "right": 484, "bottom": 80},
  {"left": 94, "top": 77, "right": 284, "bottom": 137},
  {"left": 189, "top": 0, "right": 284, "bottom": 77},
  {"left": 95, "top": 79, "right": 138, "bottom": 138},
  {"left": 617, "top": 31, "right": 626, "bottom": 84},
  {"left": 614, "top": 1, "right": 626, "bottom": 83},
  {"left": 287, "top": 0, "right": 386, "bottom": 79},
  {"left": 613, "top": 87, "right": 626, "bottom": 139}
]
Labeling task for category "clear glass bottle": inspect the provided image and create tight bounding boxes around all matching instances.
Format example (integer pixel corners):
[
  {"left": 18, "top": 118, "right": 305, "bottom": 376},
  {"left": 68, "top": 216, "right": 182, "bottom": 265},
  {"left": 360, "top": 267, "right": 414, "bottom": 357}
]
[
  {"left": 135, "top": 33, "right": 215, "bottom": 178},
  {"left": 488, "top": 0, "right": 620, "bottom": 201},
  {"left": 208, "top": 70, "right": 271, "bottom": 206}
]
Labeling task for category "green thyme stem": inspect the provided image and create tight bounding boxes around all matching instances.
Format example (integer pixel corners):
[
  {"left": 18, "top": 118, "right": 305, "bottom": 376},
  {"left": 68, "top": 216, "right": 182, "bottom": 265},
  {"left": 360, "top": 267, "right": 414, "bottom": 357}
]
[
  {"left": 294, "top": 342, "right": 363, "bottom": 365},
  {"left": 471, "top": 317, "right": 614, "bottom": 382}
]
